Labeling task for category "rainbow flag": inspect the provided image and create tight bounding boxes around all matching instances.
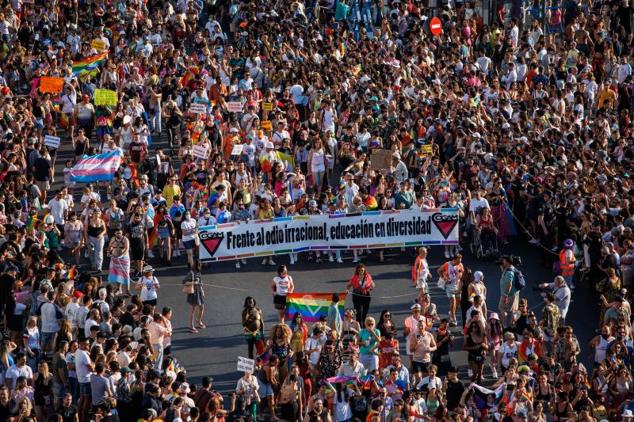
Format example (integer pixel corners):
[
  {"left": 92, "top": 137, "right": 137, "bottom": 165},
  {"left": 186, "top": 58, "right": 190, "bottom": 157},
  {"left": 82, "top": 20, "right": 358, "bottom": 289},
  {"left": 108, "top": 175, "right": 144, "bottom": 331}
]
[
  {"left": 285, "top": 292, "right": 347, "bottom": 323},
  {"left": 69, "top": 149, "right": 122, "bottom": 183},
  {"left": 72, "top": 51, "right": 108, "bottom": 75}
]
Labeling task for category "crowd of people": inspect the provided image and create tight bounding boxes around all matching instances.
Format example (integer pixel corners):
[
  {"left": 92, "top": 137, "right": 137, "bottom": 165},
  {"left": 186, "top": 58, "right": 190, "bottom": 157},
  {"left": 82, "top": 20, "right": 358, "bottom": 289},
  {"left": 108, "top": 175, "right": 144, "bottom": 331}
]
[{"left": 0, "top": 0, "right": 632, "bottom": 421}]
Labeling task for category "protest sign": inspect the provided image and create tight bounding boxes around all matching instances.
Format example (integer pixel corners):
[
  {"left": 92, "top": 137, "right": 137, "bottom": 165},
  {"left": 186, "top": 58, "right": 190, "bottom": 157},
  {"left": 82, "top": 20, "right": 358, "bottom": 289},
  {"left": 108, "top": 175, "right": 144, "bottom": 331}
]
[
  {"left": 189, "top": 103, "right": 207, "bottom": 114},
  {"left": 91, "top": 39, "right": 107, "bottom": 51},
  {"left": 237, "top": 357, "right": 255, "bottom": 373},
  {"left": 262, "top": 102, "right": 273, "bottom": 111},
  {"left": 261, "top": 120, "right": 272, "bottom": 131},
  {"left": 370, "top": 149, "right": 393, "bottom": 170},
  {"left": 199, "top": 208, "right": 459, "bottom": 261},
  {"left": 231, "top": 144, "right": 244, "bottom": 156},
  {"left": 39, "top": 77, "right": 64, "bottom": 94},
  {"left": 226, "top": 101, "right": 243, "bottom": 113},
  {"left": 420, "top": 144, "right": 434, "bottom": 154},
  {"left": 192, "top": 144, "right": 210, "bottom": 160},
  {"left": 44, "top": 135, "right": 61, "bottom": 149},
  {"left": 94, "top": 89, "right": 118, "bottom": 106}
]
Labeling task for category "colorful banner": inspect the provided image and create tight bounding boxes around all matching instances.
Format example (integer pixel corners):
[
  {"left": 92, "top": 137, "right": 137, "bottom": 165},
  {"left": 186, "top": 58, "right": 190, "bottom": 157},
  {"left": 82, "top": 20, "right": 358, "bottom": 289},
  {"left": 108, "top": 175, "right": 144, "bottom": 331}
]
[
  {"left": 94, "top": 89, "right": 117, "bottom": 106},
  {"left": 39, "top": 77, "right": 64, "bottom": 94},
  {"left": 198, "top": 208, "right": 459, "bottom": 261},
  {"left": 72, "top": 51, "right": 108, "bottom": 75},
  {"left": 69, "top": 150, "right": 122, "bottom": 183},
  {"left": 285, "top": 292, "right": 347, "bottom": 323}
]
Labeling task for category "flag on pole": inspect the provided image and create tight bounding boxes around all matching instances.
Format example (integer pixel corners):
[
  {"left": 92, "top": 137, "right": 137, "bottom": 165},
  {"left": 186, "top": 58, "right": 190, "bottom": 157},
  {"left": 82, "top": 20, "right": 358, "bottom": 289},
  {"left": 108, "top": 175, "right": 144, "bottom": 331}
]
[
  {"left": 72, "top": 51, "right": 109, "bottom": 75},
  {"left": 70, "top": 150, "right": 122, "bottom": 183}
]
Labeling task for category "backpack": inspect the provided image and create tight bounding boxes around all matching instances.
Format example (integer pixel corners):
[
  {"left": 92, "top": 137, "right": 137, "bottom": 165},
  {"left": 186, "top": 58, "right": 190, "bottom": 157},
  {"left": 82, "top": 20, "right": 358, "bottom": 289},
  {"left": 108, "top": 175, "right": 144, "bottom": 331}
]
[{"left": 511, "top": 268, "right": 526, "bottom": 291}]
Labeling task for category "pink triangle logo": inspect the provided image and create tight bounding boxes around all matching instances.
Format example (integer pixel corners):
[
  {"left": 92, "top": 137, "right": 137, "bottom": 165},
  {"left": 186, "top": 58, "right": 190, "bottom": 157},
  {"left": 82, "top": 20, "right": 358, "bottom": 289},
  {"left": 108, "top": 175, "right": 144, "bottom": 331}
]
[
  {"left": 432, "top": 213, "right": 458, "bottom": 239},
  {"left": 199, "top": 232, "right": 224, "bottom": 258}
]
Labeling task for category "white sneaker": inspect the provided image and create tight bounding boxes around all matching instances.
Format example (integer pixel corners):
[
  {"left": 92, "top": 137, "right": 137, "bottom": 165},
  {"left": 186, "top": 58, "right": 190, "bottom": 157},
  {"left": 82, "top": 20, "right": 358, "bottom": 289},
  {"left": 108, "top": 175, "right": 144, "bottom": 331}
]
[
  {"left": 235, "top": 261, "right": 241, "bottom": 269},
  {"left": 529, "top": 238, "right": 539, "bottom": 244},
  {"left": 468, "top": 368, "right": 473, "bottom": 378},
  {"left": 353, "top": 257, "right": 360, "bottom": 263},
  {"left": 337, "top": 258, "right": 343, "bottom": 264},
  {"left": 268, "top": 258, "right": 276, "bottom": 266},
  {"left": 173, "top": 249, "right": 181, "bottom": 257},
  {"left": 444, "top": 250, "right": 450, "bottom": 258},
  {"left": 329, "top": 255, "right": 334, "bottom": 263},
  {"left": 147, "top": 250, "right": 155, "bottom": 259},
  {"left": 241, "top": 259, "right": 247, "bottom": 265},
  {"left": 289, "top": 255, "right": 295, "bottom": 265},
  {"left": 262, "top": 258, "right": 267, "bottom": 265}
]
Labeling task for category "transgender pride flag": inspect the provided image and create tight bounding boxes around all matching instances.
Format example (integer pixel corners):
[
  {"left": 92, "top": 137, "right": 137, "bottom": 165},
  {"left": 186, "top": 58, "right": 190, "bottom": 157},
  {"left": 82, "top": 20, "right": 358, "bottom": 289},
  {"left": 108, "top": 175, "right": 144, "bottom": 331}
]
[{"left": 70, "top": 149, "right": 122, "bottom": 183}]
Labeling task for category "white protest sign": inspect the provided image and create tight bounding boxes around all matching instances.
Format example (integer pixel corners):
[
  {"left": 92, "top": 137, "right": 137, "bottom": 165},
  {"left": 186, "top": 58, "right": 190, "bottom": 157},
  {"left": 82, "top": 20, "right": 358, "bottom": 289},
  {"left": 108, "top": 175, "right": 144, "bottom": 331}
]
[
  {"left": 189, "top": 103, "right": 208, "bottom": 115},
  {"left": 192, "top": 144, "right": 210, "bottom": 160},
  {"left": 231, "top": 144, "right": 244, "bottom": 156},
  {"left": 237, "top": 356, "right": 255, "bottom": 373},
  {"left": 44, "top": 135, "right": 61, "bottom": 149},
  {"left": 226, "top": 101, "right": 243, "bottom": 113}
]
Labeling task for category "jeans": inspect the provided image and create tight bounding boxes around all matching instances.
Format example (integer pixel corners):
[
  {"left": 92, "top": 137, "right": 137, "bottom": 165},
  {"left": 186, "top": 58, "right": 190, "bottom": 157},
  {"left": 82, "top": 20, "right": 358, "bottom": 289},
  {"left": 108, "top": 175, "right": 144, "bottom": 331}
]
[
  {"left": 153, "top": 343, "right": 164, "bottom": 374},
  {"left": 89, "top": 236, "right": 105, "bottom": 271},
  {"left": 151, "top": 108, "right": 162, "bottom": 134},
  {"left": 69, "top": 377, "right": 79, "bottom": 403}
]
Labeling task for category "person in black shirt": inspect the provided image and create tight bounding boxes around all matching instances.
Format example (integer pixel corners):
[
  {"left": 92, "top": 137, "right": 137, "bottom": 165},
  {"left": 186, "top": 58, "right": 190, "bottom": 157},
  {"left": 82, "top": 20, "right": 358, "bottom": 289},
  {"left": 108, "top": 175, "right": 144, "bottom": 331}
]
[
  {"left": 59, "top": 393, "right": 78, "bottom": 422},
  {"left": 444, "top": 367, "right": 465, "bottom": 412}
]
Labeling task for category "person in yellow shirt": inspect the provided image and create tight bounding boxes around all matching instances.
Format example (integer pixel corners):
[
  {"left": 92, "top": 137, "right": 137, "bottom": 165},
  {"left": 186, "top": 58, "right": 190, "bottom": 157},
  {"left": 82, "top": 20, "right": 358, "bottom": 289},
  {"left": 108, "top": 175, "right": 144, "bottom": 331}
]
[
  {"left": 597, "top": 82, "right": 617, "bottom": 111},
  {"left": 162, "top": 176, "right": 182, "bottom": 208}
]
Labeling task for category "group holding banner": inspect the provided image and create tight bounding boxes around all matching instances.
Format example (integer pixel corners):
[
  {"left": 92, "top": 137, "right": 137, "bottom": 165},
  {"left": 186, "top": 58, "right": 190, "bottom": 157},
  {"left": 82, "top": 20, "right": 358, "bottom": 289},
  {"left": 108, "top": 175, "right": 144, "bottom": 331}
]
[{"left": 198, "top": 208, "right": 459, "bottom": 261}]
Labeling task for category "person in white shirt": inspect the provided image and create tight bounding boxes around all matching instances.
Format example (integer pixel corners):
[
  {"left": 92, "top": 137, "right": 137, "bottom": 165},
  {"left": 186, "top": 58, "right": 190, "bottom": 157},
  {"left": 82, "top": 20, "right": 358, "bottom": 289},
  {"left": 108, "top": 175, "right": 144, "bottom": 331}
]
[
  {"left": 75, "top": 338, "right": 93, "bottom": 419},
  {"left": 4, "top": 352, "right": 34, "bottom": 390},
  {"left": 337, "top": 352, "right": 366, "bottom": 378},
  {"left": 48, "top": 190, "right": 69, "bottom": 228},
  {"left": 538, "top": 276, "right": 572, "bottom": 320},
  {"left": 304, "top": 328, "right": 324, "bottom": 367}
]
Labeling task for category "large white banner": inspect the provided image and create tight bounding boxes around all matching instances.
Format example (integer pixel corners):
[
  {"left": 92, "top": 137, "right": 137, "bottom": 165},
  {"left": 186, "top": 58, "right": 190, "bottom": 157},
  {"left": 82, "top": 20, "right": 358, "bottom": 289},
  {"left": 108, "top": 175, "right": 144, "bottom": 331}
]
[{"left": 199, "top": 208, "right": 459, "bottom": 262}]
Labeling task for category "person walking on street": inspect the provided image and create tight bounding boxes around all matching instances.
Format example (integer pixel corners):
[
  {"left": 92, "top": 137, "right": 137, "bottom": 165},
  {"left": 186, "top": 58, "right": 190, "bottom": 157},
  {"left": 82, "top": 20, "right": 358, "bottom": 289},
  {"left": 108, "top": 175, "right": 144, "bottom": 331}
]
[
  {"left": 272, "top": 265, "right": 294, "bottom": 323},
  {"left": 499, "top": 256, "right": 520, "bottom": 329},
  {"left": 347, "top": 263, "right": 375, "bottom": 323},
  {"left": 438, "top": 255, "right": 464, "bottom": 326}
]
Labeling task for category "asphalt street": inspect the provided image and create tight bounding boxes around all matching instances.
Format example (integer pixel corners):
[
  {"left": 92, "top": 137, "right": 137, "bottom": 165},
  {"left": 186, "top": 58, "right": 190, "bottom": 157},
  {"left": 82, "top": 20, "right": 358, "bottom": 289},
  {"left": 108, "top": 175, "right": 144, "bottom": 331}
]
[{"left": 49, "top": 133, "right": 601, "bottom": 394}]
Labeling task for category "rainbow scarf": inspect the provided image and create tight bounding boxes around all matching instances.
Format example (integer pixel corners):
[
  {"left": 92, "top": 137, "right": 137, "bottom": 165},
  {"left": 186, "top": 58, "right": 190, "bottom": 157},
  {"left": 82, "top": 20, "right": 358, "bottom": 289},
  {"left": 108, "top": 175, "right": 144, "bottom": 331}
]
[
  {"left": 285, "top": 292, "right": 347, "bottom": 323},
  {"left": 72, "top": 51, "right": 108, "bottom": 75}
]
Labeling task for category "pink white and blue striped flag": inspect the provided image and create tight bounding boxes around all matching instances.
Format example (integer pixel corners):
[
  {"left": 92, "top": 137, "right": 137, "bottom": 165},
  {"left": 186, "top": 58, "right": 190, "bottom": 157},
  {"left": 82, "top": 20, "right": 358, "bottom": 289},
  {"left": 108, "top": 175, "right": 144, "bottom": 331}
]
[{"left": 70, "top": 149, "right": 122, "bottom": 183}]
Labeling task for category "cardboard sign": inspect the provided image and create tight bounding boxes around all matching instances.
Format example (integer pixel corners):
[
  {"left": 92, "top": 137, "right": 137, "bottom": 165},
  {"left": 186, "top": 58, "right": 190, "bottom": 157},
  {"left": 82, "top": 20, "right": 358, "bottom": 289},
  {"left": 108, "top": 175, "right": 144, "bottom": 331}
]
[
  {"left": 189, "top": 103, "right": 208, "bottom": 115},
  {"left": 237, "top": 356, "right": 255, "bottom": 373},
  {"left": 262, "top": 102, "right": 273, "bottom": 111},
  {"left": 192, "top": 144, "right": 210, "bottom": 160},
  {"left": 39, "top": 77, "right": 64, "bottom": 94},
  {"left": 94, "top": 89, "right": 118, "bottom": 106},
  {"left": 370, "top": 149, "right": 393, "bottom": 170},
  {"left": 420, "top": 144, "right": 434, "bottom": 155},
  {"left": 44, "top": 135, "right": 61, "bottom": 149},
  {"left": 91, "top": 39, "right": 107, "bottom": 51},
  {"left": 226, "top": 101, "right": 243, "bottom": 113},
  {"left": 231, "top": 144, "right": 244, "bottom": 156},
  {"left": 261, "top": 120, "right": 272, "bottom": 131}
]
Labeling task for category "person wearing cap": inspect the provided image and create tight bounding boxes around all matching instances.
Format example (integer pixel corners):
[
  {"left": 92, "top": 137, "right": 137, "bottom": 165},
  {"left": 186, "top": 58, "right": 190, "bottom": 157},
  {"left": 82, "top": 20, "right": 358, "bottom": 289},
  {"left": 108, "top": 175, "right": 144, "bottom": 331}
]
[
  {"left": 136, "top": 265, "right": 160, "bottom": 309},
  {"left": 538, "top": 276, "right": 571, "bottom": 321},
  {"left": 558, "top": 239, "right": 577, "bottom": 289}
]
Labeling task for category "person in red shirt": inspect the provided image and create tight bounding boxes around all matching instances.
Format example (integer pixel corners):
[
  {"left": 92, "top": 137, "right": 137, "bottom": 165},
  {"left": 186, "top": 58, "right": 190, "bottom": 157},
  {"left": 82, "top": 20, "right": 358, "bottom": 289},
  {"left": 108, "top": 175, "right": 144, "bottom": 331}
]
[
  {"left": 346, "top": 264, "right": 375, "bottom": 323},
  {"left": 376, "top": 331, "right": 399, "bottom": 370}
]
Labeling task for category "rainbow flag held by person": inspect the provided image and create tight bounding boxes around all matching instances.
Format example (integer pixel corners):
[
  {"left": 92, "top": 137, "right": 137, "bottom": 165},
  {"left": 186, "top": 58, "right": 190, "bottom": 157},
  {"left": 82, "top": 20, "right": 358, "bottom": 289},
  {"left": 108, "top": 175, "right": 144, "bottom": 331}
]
[
  {"left": 285, "top": 292, "right": 347, "bottom": 323},
  {"left": 72, "top": 51, "right": 109, "bottom": 75},
  {"left": 70, "top": 149, "right": 122, "bottom": 183}
]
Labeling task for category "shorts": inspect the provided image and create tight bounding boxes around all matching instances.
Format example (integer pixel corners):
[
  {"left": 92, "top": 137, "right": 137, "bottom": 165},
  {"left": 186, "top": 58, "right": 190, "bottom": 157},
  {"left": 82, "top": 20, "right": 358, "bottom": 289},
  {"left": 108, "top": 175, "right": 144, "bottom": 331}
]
[
  {"left": 79, "top": 382, "right": 92, "bottom": 396},
  {"left": 36, "top": 180, "right": 50, "bottom": 192},
  {"left": 52, "top": 381, "right": 66, "bottom": 400},
  {"left": 446, "top": 285, "right": 461, "bottom": 298},
  {"left": 143, "top": 299, "right": 158, "bottom": 307},
  {"left": 183, "top": 239, "right": 195, "bottom": 250},
  {"left": 412, "top": 360, "right": 431, "bottom": 374},
  {"left": 130, "top": 239, "right": 145, "bottom": 261},
  {"left": 41, "top": 332, "right": 56, "bottom": 349},
  {"left": 273, "top": 294, "right": 287, "bottom": 310},
  {"left": 259, "top": 381, "right": 274, "bottom": 397}
]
